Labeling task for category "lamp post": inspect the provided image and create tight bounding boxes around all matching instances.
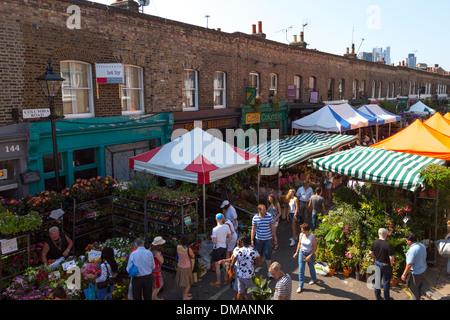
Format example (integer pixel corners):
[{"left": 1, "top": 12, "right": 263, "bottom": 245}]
[{"left": 36, "top": 60, "right": 65, "bottom": 192}]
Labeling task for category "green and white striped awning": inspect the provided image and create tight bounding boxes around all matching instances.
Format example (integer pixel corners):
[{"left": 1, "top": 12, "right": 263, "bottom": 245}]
[
  {"left": 246, "top": 133, "right": 357, "bottom": 170},
  {"left": 296, "top": 132, "right": 357, "bottom": 150},
  {"left": 309, "top": 146, "right": 446, "bottom": 191}
]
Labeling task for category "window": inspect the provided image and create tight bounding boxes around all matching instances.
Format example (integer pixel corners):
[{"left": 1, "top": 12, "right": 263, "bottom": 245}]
[
  {"left": 353, "top": 80, "right": 359, "bottom": 99},
  {"left": 43, "top": 153, "right": 63, "bottom": 174},
  {"left": 327, "top": 78, "right": 335, "bottom": 100},
  {"left": 378, "top": 81, "right": 382, "bottom": 98},
  {"left": 269, "top": 73, "right": 278, "bottom": 97},
  {"left": 294, "top": 76, "right": 302, "bottom": 100},
  {"left": 213, "top": 71, "right": 226, "bottom": 108},
  {"left": 182, "top": 69, "right": 198, "bottom": 110},
  {"left": 73, "top": 148, "right": 96, "bottom": 167},
  {"left": 361, "top": 81, "right": 366, "bottom": 98},
  {"left": 309, "top": 76, "right": 317, "bottom": 91},
  {"left": 371, "top": 80, "right": 376, "bottom": 99},
  {"left": 338, "top": 79, "right": 345, "bottom": 100},
  {"left": 60, "top": 61, "right": 94, "bottom": 118},
  {"left": 249, "top": 72, "right": 260, "bottom": 97},
  {"left": 386, "top": 82, "right": 390, "bottom": 98},
  {"left": 122, "top": 65, "right": 144, "bottom": 114},
  {"left": 391, "top": 82, "right": 395, "bottom": 98}
]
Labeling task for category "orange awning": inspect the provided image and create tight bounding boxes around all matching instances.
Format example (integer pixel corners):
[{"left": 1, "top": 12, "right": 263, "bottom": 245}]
[
  {"left": 445, "top": 112, "right": 450, "bottom": 120},
  {"left": 424, "top": 112, "right": 450, "bottom": 137},
  {"left": 371, "top": 119, "right": 450, "bottom": 161}
]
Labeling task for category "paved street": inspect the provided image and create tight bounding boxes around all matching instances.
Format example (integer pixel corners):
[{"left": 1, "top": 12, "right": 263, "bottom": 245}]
[{"left": 159, "top": 219, "right": 415, "bottom": 301}]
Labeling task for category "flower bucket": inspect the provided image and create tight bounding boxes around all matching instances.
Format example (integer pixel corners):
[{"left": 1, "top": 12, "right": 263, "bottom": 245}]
[
  {"left": 328, "top": 269, "right": 335, "bottom": 276},
  {"left": 343, "top": 269, "right": 350, "bottom": 277},
  {"left": 426, "top": 189, "right": 437, "bottom": 198},
  {"left": 390, "top": 278, "right": 398, "bottom": 287}
]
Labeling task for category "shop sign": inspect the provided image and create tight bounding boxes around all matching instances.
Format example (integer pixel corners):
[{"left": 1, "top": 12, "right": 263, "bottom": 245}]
[
  {"left": 184, "top": 119, "right": 232, "bottom": 131},
  {"left": 1, "top": 238, "right": 18, "bottom": 255},
  {"left": 246, "top": 87, "right": 257, "bottom": 106},
  {"left": 95, "top": 63, "right": 123, "bottom": 84},
  {"left": 245, "top": 112, "right": 285, "bottom": 125},
  {"left": 20, "top": 170, "right": 41, "bottom": 185}
]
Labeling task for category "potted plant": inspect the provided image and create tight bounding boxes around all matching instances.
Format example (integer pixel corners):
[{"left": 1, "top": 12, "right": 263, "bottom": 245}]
[
  {"left": 419, "top": 163, "right": 450, "bottom": 197},
  {"left": 247, "top": 275, "right": 272, "bottom": 300}
]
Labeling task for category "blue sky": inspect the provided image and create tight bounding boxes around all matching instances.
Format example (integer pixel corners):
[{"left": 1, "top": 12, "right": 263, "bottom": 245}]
[{"left": 92, "top": 0, "right": 450, "bottom": 70}]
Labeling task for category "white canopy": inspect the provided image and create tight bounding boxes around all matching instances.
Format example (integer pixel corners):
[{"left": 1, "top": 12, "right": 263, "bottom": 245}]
[
  {"left": 358, "top": 104, "right": 401, "bottom": 125},
  {"left": 407, "top": 101, "right": 436, "bottom": 115},
  {"left": 329, "top": 103, "right": 378, "bottom": 129},
  {"left": 292, "top": 105, "right": 352, "bottom": 132}
]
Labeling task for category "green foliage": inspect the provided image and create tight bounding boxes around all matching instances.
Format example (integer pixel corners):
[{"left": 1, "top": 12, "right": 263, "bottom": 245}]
[
  {"left": 248, "top": 275, "right": 272, "bottom": 300},
  {"left": 332, "top": 187, "right": 360, "bottom": 208}
]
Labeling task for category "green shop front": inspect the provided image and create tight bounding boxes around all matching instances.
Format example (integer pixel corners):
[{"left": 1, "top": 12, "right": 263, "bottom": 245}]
[
  {"left": 27, "top": 113, "right": 173, "bottom": 194},
  {"left": 240, "top": 103, "right": 290, "bottom": 147}
]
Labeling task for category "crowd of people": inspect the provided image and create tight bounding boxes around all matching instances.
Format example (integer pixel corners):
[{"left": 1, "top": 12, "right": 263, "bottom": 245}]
[{"left": 39, "top": 178, "right": 448, "bottom": 301}]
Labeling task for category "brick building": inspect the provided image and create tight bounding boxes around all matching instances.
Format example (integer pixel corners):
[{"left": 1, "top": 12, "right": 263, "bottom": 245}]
[{"left": 0, "top": 0, "right": 449, "bottom": 197}]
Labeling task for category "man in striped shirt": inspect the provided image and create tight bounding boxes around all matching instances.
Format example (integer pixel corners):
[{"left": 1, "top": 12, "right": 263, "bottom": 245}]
[
  {"left": 269, "top": 262, "right": 292, "bottom": 300},
  {"left": 251, "top": 204, "right": 278, "bottom": 278}
]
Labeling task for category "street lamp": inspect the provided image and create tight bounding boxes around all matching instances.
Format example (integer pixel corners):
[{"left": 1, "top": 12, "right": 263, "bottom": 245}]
[{"left": 36, "top": 60, "right": 65, "bottom": 192}]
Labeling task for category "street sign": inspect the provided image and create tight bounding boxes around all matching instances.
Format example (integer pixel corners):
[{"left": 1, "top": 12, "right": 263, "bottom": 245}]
[{"left": 22, "top": 108, "right": 51, "bottom": 119}]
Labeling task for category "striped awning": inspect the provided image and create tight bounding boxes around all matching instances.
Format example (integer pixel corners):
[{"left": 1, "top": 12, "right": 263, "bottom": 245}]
[
  {"left": 295, "top": 132, "right": 357, "bottom": 150},
  {"left": 309, "top": 146, "right": 445, "bottom": 191}
]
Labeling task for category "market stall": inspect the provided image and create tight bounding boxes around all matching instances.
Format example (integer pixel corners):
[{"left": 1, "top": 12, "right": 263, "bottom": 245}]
[
  {"left": 309, "top": 146, "right": 445, "bottom": 191},
  {"left": 424, "top": 112, "right": 450, "bottom": 136},
  {"left": 358, "top": 104, "right": 401, "bottom": 140},
  {"left": 328, "top": 103, "right": 378, "bottom": 129},
  {"left": 370, "top": 119, "right": 450, "bottom": 161},
  {"left": 129, "top": 126, "right": 259, "bottom": 233},
  {"left": 292, "top": 105, "right": 352, "bottom": 133},
  {"left": 407, "top": 101, "right": 436, "bottom": 115}
]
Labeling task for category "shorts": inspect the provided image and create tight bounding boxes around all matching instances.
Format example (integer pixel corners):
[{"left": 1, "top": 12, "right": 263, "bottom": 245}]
[
  {"left": 236, "top": 277, "right": 253, "bottom": 294},
  {"left": 255, "top": 238, "right": 272, "bottom": 260},
  {"left": 211, "top": 247, "right": 227, "bottom": 262}
]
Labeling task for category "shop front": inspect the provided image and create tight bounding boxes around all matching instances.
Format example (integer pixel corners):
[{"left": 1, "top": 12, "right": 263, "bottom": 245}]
[
  {"left": 240, "top": 103, "right": 290, "bottom": 148},
  {"left": 0, "top": 123, "right": 30, "bottom": 199},
  {"left": 27, "top": 113, "right": 173, "bottom": 194},
  {"left": 172, "top": 108, "right": 242, "bottom": 141}
]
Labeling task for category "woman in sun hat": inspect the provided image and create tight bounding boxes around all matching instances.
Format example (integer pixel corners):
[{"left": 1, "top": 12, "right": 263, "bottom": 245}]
[{"left": 151, "top": 236, "right": 166, "bottom": 300}]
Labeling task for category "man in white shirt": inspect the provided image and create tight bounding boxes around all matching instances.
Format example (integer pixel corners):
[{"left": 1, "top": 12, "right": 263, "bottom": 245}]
[
  {"left": 296, "top": 181, "right": 313, "bottom": 225},
  {"left": 221, "top": 200, "right": 238, "bottom": 233},
  {"left": 210, "top": 213, "right": 232, "bottom": 287}
]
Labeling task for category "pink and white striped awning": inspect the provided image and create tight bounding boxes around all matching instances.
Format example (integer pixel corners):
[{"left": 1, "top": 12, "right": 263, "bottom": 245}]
[{"left": 129, "top": 127, "right": 259, "bottom": 184}]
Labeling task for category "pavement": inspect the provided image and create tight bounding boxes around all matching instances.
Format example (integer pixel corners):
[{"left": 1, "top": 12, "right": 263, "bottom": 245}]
[{"left": 156, "top": 219, "right": 450, "bottom": 301}]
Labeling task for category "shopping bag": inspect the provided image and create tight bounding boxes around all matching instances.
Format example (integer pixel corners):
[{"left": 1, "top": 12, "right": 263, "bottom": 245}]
[
  {"left": 128, "top": 264, "right": 138, "bottom": 278},
  {"left": 436, "top": 239, "right": 450, "bottom": 258},
  {"left": 314, "top": 261, "right": 329, "bottom": 276},
  {"left": 84, "top": 283, "right": 96, "bottom": 300}
]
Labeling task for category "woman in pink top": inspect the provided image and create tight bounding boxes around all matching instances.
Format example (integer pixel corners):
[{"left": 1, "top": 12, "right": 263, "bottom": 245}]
[{"left": 175, "top": 235, "right": 195, "bottom": 300}]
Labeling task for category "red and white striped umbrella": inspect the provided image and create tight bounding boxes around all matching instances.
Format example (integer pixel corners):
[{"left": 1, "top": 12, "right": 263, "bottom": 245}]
[{"left": 129, "top": 127, "right": 259, "bottom": 185}]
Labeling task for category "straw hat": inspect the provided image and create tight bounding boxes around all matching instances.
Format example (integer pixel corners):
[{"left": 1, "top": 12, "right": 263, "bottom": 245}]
[{"left": 152, "top": 236, "right": 166, "bottom": 246}]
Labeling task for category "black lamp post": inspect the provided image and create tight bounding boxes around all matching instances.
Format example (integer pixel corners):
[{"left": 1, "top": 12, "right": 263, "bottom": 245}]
[{"left": 36, "top": 60, "right": 65, "bottom": 192}]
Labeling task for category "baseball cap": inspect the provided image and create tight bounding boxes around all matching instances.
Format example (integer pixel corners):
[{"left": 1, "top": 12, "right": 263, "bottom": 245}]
[
  {"left": 216, "top": 213, "right": 224, "bottom": 220},
  {"left": 220, "top": 200, "right": 230, "bottom": 208}
]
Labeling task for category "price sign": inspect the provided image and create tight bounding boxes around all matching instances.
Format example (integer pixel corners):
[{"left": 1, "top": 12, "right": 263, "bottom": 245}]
[
  {"left": 62, "top": 260, "right": 77, "bottom": 271},
  {"left": 1, "top": 238, "right": 18, "bottom": 255},
  {"left": 88, "top": 250, "right": 102, "bottom": 262}
]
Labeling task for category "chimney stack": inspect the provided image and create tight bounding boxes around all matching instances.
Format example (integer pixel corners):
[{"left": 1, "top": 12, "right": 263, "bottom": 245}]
[
  {"left": 110, "top": 0, "right": 140, "bottom": 13},
  {"left": 290, "top": 31, "right": 307, "bottom": 49},
  {"left": 251, "top": 21, "right": 266, "bottom": 39},
  {"left": 344, "top": 45, "right": 356, "bottom": 59}
]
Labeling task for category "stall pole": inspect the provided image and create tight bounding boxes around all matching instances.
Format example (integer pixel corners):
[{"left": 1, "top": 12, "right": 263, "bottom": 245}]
[{"left": 203, "top": 184, "right": 206, "bottom": 234}]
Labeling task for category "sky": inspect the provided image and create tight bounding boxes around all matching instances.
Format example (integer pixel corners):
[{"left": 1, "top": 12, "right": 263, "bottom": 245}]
[{"left": 91, "top": 0, "right": 450, "bottom": 70}]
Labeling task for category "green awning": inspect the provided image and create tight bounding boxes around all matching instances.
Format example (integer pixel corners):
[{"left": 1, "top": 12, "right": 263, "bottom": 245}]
[
  {"left": 246, "top": 133, "right": 357, "bottom": 170},
  {"left": 309, "top": 146, "right": 446, "bottom": 191}
]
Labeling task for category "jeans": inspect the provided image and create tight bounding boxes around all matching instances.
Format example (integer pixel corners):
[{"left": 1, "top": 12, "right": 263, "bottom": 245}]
[
  {"left": 97, "top": 285, "right": 114, "bottom": 300},
  {"left": 311, "top": 212, "right": 320, "bottom": 231},
  {"left": 374, "top": 261, "right": 392, "bottom": 300},
  {"left": 255, "top": 238, "right": 272, "bottom": 260},
  {"left": 298, "top": 251, "right": 316, "bottom": 289}
]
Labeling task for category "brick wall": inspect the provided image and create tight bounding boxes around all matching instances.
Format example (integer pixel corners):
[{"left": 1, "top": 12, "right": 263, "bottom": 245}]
[{"left": 0, "top": 0, "right": 449, "bottom": 123}]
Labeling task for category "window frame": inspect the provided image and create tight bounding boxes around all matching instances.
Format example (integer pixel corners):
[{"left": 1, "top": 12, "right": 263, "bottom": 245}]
[
  {"left": 213, "top": 71, "right": 227, "bottom": 109},
  {"left": 182, "top": 69, "right": 199, "bottom": 111},
  {"left": 249, "top": 72, "right": 260, "bottom": 97},
  {"left": 121, "top": 65, "right": 145, "bottom": 115},
  {"left": 269, "top": 73, "right": 278, "bottom": 97},
  {"left": 60, "top": 60, "right": 94, "bottom": 119}
]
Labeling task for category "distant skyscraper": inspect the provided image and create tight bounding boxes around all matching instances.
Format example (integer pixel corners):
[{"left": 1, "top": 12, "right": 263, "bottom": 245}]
[
  {"left": 372, "top": 47, "right": 391, "bottom": 64},
  {"left": 358, "top": 52, "right": 373, "bottom": 62},
  {"left": 407, "top": 53, "right": 417, "bottom": 68}
]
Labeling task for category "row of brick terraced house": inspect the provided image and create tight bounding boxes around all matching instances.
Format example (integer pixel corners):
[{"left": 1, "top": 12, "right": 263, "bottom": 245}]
[{"left": 0, "top": 0, "right": 449, "bottom": 199}]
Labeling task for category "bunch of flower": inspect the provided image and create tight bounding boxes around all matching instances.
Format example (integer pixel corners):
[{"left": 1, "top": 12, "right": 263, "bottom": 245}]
[
  {"left": 419, "top": 163, "right": 450, "bottom": 190},
  {"left": 0, "top": 207, "right": 42, "bottom": 236},
  {"left": 26, "top": 191, "right": 64, "bottom": 214},
  {"left": 81, "top": 262, "right": 101, "bottom": 278},
  {"left": 62, "top": 176, "right": 117, "bottom": 203}
]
